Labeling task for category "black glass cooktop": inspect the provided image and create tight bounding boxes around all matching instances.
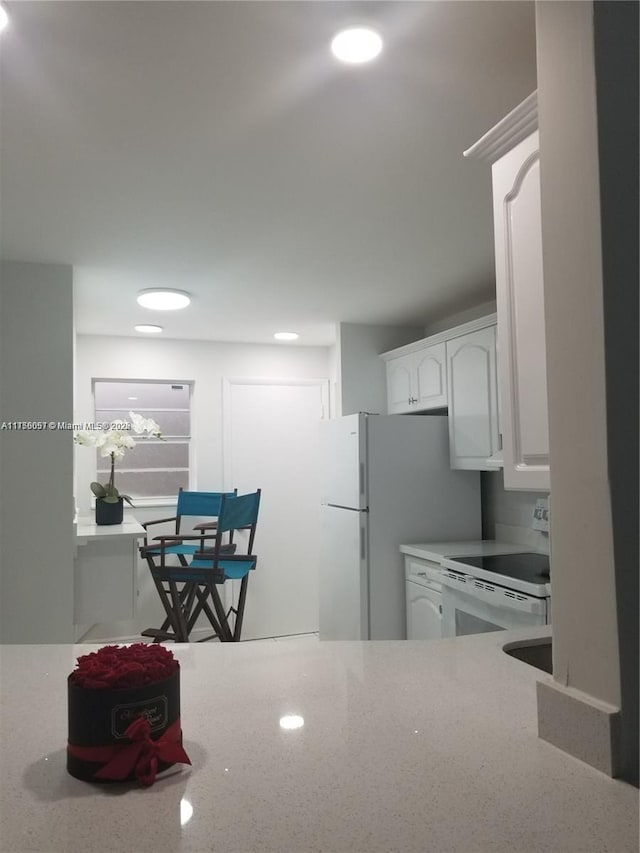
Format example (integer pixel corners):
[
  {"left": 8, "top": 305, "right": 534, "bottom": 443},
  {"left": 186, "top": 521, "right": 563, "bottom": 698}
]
[{"left": 450, "top": 553, "right": 550, "bottom": 585}]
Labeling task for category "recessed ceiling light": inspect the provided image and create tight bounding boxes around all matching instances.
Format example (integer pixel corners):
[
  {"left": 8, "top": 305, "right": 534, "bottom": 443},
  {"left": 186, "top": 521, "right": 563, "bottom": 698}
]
[
  {"left": 331, "top": 27, "right": 383, "bottom": 64},
  {"left": 137, "top": 289, "right": 191, "bottom": 311},
  {"left": 127, "top": 396, "right": 138, "bottom": 400},
  {"left": 134, "top": 324, "right": 164, "bottom": 333},
  {"left": 0, "top": 5, "right": 8, "bottom": 32},
  {"left": 274, "top": 332, "right": 299, "bottom": 341}
]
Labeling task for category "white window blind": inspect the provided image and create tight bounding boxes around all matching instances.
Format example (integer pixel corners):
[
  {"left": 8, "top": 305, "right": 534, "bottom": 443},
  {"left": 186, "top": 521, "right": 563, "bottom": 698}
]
[{"left": 94, "top": 380, "right": 192, "bottom": 499}]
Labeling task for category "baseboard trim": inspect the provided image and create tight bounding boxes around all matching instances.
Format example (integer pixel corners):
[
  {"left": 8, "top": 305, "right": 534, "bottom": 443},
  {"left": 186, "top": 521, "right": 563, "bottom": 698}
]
[
  {"left": 74, "top": 626, "right": 220, "bottom": 645},
  {"left": 73, "top": 628, "right": 319, "bottom": 645},
  {"left": 537, "top": 680, "right": 621, "bottom": 776}
]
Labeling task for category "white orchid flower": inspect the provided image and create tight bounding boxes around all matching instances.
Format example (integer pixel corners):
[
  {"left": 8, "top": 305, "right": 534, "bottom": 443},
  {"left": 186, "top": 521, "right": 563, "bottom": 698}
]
[
  {"left": 129, "top": 411, "right": 162, "bottom": 436},
  {"left": 100, "top": 440, "right": 126, "bottom": 459},
  {"left": 117, "top": 433, "right": 137, "bottom": 450},
  {"left": 92, "top": 431, "right": 110, "bottom": 448},
  {"left": 76, "top": 411, "right": 163, "bottom": 508},
  {"left": 74, "top": 430, "right": 99, "bottom": 446},
  {"left": 128, "top": 411, "right": 146, "bottom": 433}
]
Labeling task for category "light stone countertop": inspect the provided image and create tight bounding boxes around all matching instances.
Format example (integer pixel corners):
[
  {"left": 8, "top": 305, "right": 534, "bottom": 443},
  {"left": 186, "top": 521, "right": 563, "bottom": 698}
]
[{"left": 0, "top": 630, "right": 637, "bottom": 853}]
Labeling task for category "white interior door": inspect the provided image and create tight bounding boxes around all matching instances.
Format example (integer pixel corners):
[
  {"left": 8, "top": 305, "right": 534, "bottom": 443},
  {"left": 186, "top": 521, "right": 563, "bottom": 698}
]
[{"left": 222, "top": 378, "right": 328, "bottom": 640}]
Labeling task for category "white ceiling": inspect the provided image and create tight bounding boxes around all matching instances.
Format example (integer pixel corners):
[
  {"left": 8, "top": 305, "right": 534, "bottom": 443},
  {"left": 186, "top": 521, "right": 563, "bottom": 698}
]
[{"left": 0, "top": 1, "right": 537, "bottom": 346}]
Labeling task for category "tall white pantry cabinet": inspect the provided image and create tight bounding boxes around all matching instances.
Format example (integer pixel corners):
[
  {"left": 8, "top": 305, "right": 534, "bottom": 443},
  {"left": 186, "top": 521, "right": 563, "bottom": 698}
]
[{"left": 465, "top": 92, "right": 550, "bottom": 491}]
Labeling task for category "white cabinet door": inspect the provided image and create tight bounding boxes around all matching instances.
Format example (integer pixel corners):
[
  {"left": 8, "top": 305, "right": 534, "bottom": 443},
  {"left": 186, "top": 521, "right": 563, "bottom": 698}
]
[
  {"left": 386, "top": 354, "right": 414, "bottom": 414},
  {"left": 492, "top": 130, "right": 550, "bottom": 490},
  {"left": 406, "top": 582, "right": 443, "bottom": 640},
  {"left": 385, "top": 343, "right": 447, "bottom": 414},
  {"left": 446, "top": 326, "right": 500, "bottom": 470},
  {"left": 74, "top": 534, "right": 139, "bottom": 625},
  {"left": 413, "top": 343, "right": 447, "bottom": 409}
]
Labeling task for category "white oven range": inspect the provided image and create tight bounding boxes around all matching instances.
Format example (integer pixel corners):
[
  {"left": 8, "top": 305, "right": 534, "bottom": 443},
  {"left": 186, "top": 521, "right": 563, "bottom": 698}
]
[{"left": 438, "top": 552, "right": 551, "bottom": 638}]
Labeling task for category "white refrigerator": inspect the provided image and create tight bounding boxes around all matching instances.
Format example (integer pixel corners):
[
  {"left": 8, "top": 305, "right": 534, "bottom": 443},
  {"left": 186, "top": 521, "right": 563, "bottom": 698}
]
[{"left": 318, "top": 413, "right": 481, "bottom": 640}]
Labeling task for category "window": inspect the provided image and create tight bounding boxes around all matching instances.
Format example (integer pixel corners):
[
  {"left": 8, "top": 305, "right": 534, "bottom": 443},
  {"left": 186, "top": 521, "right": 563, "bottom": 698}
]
[{"left": 94, "top": 380, "right": 192, "bottom": 500}]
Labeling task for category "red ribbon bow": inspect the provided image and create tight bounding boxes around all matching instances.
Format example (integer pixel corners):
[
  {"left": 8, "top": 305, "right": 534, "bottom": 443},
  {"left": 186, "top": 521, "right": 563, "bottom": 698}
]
[{"left": 68, "top": 717, "right": 191, "bottom": 786}]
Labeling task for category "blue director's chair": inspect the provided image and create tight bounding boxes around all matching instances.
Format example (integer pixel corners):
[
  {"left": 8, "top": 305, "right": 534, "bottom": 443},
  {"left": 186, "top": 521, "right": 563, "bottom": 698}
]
[{"left": 141, "top": 489, "right": 261, "bottom": 643}]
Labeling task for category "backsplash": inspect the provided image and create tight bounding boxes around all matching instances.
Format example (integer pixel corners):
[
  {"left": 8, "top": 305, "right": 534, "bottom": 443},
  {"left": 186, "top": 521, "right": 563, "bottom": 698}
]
[{"left": 481, "top": 471, "right": 550, "bottom": 554}]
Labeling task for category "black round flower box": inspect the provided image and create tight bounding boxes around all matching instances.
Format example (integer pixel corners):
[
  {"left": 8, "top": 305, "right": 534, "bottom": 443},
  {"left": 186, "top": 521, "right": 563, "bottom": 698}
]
[{"left": 67, "top": 668, "right": 183, "bottom": 784}]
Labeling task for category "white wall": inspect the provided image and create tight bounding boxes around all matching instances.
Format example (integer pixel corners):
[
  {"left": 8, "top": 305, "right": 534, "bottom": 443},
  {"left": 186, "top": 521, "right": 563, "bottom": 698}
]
[
  {"left": 337, "top": 322, "right": 424, "bottom": 416},
  {"left": 536, "top": 1, "right": 620, "bottom": 706},
  {"left": 481, "top": 472, "right": 549, "bottom": 554},
  {"left": 75, "top": 334, "right": 331, "bottom": 640},
  {"left": 0, "top": 261, "right": 75, "bottom": 642}
]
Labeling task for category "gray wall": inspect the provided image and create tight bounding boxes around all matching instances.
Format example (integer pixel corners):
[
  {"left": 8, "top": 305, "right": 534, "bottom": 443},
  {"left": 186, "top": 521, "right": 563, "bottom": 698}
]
[
  {"left": 480, "top": 472, "right": 548, "bottom": 553},
  {"left": 0, "top": 261, "right": 75, "bottom": 642},
  {"left": 424, "top": 299, "right": 497, "bottom": 336},
  {"left": 593, "top": 0, "right": 638, "bottom": 786},
  {"left": 337, "top": 322, "right": 424, "bottom": 416}
]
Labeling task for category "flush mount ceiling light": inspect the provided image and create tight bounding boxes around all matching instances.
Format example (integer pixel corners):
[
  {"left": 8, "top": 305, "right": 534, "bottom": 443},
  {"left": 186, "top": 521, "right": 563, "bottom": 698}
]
[
  {"left": 330, "top": 26, "right": 383, "bottom": 64},
  {"left": 136, "top": 289, "right": 191, "bottom": 311},
  {"left": 134, "top": 324, "right": 164, "bottom": 334},
  {"left": 274, "top": 332, "right": 299, "bottom": 341},
  {"left": 0, "top": 5, "right": 8, "bottom": 32}
]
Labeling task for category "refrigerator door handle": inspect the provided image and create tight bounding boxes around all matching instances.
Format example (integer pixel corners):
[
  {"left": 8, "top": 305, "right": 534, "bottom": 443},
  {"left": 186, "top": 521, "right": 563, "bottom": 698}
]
[
  {"left": 360, "top": 525, "right": 366, "bottom": 560},
  {"left": 359, "top": 462, "right": 365, "bottom": 500}
]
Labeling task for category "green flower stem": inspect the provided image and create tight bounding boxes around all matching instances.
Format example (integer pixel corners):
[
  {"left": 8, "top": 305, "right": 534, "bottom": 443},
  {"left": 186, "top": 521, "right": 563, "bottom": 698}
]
[{"left": 108, "top": 452, "right": 115, "bottom": 496}]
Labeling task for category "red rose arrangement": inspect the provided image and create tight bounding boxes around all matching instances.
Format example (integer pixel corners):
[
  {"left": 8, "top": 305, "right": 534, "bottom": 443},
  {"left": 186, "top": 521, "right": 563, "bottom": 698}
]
[
  {"left": 67, "top": 644, "right": 190, "bottom": 786},
  {"left": 70, "top": 643, "right": 178, "bottom": 690}
]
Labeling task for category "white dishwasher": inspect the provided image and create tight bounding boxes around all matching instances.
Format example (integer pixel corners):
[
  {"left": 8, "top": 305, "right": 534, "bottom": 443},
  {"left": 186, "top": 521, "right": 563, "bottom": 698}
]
[{"left": 405, "top": 558, "right": 443, "bottom": 640}]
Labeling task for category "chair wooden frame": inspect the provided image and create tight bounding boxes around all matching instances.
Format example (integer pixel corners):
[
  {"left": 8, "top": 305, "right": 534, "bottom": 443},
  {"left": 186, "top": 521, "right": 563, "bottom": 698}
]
[
  {"left": 141, "top": 490, "right": 261, "bottom": 643},
  {"left": 140, "top": 489, "right": 237, "bottom": 641}
]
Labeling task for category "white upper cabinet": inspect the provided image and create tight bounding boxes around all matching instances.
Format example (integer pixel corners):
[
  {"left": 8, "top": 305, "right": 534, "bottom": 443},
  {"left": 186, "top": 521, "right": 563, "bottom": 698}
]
[
  {"left": 386, "top": 343, "right": 447, "bottom": 414},
  {"left": 464, "top": 93, "right": 550, "bottom": 491},
  {"left": 381, "top": 315, "right": 500, "bottom": 471},
  {"left": 446, "top": 325, "right": 500, "bottom": 470}
]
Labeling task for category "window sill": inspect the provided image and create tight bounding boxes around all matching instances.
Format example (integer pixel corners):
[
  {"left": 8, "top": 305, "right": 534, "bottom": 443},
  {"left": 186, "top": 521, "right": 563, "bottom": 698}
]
[
  {"left": 90, "top": 497, "right": 178, "bottom": 509},
  {"left": 129, "top": 497, "right": 178, "bottom": 508}
]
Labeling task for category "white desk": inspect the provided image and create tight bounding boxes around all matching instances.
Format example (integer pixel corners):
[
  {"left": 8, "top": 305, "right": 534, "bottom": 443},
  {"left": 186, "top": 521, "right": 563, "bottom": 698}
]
[{"left": 73, "top": 516, "right": 146, "bottom": 625}]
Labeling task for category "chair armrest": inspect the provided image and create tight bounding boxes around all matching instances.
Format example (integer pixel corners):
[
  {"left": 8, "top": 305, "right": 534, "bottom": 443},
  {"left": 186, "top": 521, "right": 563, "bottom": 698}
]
[
  {"left": 141, "top": 516, "right": 178, "bottom": 530},
  {"left": 192, "top": 550, "right": 253, "bottom": 562},
  {"left": 152, "top": 534, "right": 218, "bottom": 542},
  {"left": 139, "top": 533, "right": 216, "bottom": 557}
]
